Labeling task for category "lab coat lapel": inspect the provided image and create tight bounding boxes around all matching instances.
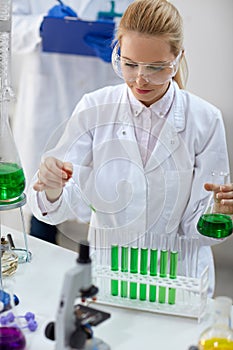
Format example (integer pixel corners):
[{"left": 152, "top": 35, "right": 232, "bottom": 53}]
[
  {"left": 145, "top": 120, "right": 180, "bottom": 172},
  {"left": 145, "top": 82, "right": 185, "bottom": 172}
]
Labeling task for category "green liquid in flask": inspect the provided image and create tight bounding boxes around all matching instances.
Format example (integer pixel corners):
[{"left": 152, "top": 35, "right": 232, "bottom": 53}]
[
  {"left": 197, "top": 213, "right": 233, "bottom": 239},
  {"left": 0, "top": 162, "right": 25, "bottom": 202}
]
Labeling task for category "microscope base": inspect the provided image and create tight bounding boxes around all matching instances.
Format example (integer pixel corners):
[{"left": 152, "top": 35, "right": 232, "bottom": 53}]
[{"left": 70, "top": 337, "right": 110, "bottom": 350}]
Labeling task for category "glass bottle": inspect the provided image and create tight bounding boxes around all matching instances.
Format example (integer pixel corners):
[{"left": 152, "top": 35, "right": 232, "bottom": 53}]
[
  {"left": 197, "top": 171, "right": 233, "bottom": 239},
  {"left": 0, "top": 2, "right": 26, "bottom": 204},
  {"left": 198, "top": 296, "right": 233, "bottom": 350}
]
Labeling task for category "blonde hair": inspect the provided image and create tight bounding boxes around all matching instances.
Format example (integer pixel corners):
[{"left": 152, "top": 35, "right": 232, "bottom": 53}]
[{"left": 117, "top": 0, "right": 188, "bottom": 89}]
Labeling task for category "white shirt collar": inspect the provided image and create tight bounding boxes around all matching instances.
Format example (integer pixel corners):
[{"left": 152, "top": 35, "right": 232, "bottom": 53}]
[{"left": 127, "top": 80, "right": 175, "bottom": 119}]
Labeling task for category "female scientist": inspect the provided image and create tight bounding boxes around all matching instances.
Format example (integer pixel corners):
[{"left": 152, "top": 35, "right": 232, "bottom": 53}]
[{"left": 28, "top": 0, "right": 231, "bottom": 295}]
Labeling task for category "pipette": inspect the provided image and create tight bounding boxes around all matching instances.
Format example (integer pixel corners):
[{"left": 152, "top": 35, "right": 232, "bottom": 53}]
[{"left": 63, "top": 168, "right": 96, "bottom": 213}]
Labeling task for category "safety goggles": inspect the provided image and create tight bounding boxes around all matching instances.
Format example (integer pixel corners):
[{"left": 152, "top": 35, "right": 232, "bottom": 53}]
[{"left": 112, "top": 43, "right": 182, "bottom": 85}]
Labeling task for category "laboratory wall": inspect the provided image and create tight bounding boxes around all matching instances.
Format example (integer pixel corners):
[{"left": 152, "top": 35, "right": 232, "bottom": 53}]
[{"left": 171, "top": 0, "right": 233, "bottom": 175}]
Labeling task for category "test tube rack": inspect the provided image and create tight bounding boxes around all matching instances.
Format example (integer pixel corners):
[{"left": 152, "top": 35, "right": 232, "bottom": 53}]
[{"left": 91, "top": 233, "right": 209, "bottom": 322}]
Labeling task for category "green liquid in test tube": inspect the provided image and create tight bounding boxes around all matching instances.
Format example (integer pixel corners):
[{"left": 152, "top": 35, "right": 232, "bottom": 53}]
[
  {"left": 130, "top": 247, "right": 138, "bottom": 299},
  {"left": 168, "top": 251, "right": 178, "bottom": 305},
  {"left": 121, "top": 246, "right": 128, "bottom": 298},
  {"left": 139, "top": 248, "right": 148, "bottom": 301},
  {"left": 111, "top": 245, "right": 119, "bottom": 296},
  {"left": 149, "top": 248, "right": 158, "bottom": 302},
  {"left": 158, "top": 250, "right": 168, "bottom": 303}
]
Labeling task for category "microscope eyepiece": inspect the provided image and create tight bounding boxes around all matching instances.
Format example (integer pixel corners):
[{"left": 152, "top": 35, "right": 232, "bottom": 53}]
[{"left": 77, "top": 241, "right": 91, "bottom": 264}]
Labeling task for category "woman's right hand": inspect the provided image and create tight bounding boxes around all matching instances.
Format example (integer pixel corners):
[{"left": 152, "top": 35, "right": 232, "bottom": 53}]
[{"left": 33, "top": 156, "right": 73, "bottom": 202}]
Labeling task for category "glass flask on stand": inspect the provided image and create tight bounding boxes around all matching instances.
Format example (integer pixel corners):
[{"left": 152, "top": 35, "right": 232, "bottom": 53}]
[
  {"left": 0, "top": 0, "right": 31, "bottom": 290},
  {"left": 198, "top": 296, "right": 233, "bottom": 350},
  {"left": 0, "top": 91, "right": 31, "bottom": 284},
  {"left": 197, "top": 171, "right": 233, "bottom": 239},
  {"left": 0, "top": 92, "right": 26, "bottom": 205}
]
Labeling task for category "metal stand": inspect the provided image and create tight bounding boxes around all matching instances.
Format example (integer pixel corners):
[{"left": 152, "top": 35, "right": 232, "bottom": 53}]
[{"left": 0, "top": 193, "right": 31, "bottom": 289}]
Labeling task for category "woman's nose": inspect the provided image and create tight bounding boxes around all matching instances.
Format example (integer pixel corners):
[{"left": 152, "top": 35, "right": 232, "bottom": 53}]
[
  {"left": 135, "top": 73, "right": 149, "bottom": 85},
  {"left": 135, "top": 65, "right": 149, "bottom": 84}
]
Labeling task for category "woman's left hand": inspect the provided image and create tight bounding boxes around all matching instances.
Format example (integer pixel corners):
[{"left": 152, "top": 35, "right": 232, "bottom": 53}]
[{"left": 204, "top": 182, "right": 233, "bottom": 214}]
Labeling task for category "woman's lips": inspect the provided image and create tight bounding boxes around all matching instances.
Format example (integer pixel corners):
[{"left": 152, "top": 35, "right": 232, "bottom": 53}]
[{"left": 135, "top": 88, "right": 152, "bottom": 94}]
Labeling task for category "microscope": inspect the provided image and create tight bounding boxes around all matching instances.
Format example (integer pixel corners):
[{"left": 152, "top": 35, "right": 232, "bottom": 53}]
[{"left": 45, "top": 241, "right": 110, "bottom": 350}]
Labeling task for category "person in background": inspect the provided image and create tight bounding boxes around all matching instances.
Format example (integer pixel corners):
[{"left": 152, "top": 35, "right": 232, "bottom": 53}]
[
  {"left": 11, "top": 0, "right": 132, "bottom": 243},
  {"left": 29, "top": 0, "right": 230, "bottom": 295}
]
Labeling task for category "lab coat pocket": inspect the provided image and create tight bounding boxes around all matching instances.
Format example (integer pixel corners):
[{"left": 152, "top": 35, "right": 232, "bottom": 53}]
[{"left": 162, "top": 169, "right": 193, "bottom": 233}]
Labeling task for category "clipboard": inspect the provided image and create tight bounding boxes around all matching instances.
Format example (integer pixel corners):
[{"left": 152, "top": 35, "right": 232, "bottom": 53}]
[{"left": 40, "top": 16, "right": 115, "bottom": 56}]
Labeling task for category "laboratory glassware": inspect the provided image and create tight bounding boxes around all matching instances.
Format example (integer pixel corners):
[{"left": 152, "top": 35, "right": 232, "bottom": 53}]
[
  {"left": 198, "top": 296, "right": 233, "bottom": 350},
  {"left": 0, "top": 327, "right": 26, "bottom": 350},
  {"left": 0, "top": 0, "right": 31, "bottom": 294},
  {"left": 0, "top": 0, "right": 26, "bottom": 204},
  {"left": 197, "top": 171, "right": 233, "bottom": 239},
  {"left": 0, "top": 287, "right": 26, "bottom": 350},
  {"left": 92, "top": 230, "right": 209, "bottom": 321},
  {"left": 111, "top": 244, "right": 119, "bottom": 296},
  {"left": 0, "top": 98, "right": 26, "bottom": 204}
]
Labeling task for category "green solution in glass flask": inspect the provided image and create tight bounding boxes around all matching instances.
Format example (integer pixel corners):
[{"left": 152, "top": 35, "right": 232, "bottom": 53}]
[
  {"left": 0, "top": 162, "right": 25, "bottom": 202},
  {"left": 197, "top": 171, "right": 233, "bottom": 239},
  {"left": 0, "top": 97, "right": 26, "bottom": 203},
  {"left": 197, "top": 213, "right": 232, "bottom": 239}
]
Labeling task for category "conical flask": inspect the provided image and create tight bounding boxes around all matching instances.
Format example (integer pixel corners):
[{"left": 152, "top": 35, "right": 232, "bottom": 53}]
[
  {"left": 0, "top": 94, "right": 26, "bottom": 204},
  {"left": 197, "top": 171, "right": 232, "bottom": 239}
]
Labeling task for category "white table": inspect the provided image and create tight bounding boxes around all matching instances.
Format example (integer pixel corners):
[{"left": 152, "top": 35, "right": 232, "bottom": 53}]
[{"left": 0, "top": 225, "right": 226, "bottom": 350}]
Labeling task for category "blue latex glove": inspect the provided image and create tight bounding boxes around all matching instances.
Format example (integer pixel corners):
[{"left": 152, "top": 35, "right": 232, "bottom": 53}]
[
  {"left": 84, "top": 34, "right": 114, "bottom": 63},
  {"left": 40, "top": 1, "right": 77, "bottom": 36},
  {"left": 47, "top": 2, "right": 77, "bottom": 18}
]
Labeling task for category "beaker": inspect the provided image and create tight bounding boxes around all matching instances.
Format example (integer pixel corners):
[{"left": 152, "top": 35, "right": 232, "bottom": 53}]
[
  {"left": 0, "top": 97, "right": 26, "bottom": 204},
  {"left": 197, "top": 171, "right": 233, "bottom": 239}
]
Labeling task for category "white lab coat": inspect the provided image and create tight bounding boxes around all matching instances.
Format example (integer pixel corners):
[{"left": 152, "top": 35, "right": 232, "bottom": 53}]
[
  {"left": 28, "top": 81, "right": 230, "bottom": 294},
  {"left": 11, "top": 0, "right": 132, "bottom": 192}
]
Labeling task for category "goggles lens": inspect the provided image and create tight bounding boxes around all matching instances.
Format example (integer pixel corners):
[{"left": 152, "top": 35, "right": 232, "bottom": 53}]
[{"left": 112, "top": 44, "right": 182, "bottom": 85}]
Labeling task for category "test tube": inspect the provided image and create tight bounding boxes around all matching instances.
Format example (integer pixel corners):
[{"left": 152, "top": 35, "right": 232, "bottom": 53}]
[
  {"left": 149, "top": 248, "right": 158, "bottom": 302},
  {"left": 111, "top": 244, "right": 119, "bottom": 296},
  {"left": 189, "top": 236, "right": 199, "bottom": 278},
  {"left": 139, "top": 247, "right": 148, "bottom": 301},
  {"left": 121, "top": 246, "right": 128, "bottom": 298},
  {"left": 130, "top": 247, "right": 138, "bottom": 299},
  {"left": 168, "top": 251, "right": 178, "bottom": 304},
  {"left": 158, "top": 249, "right": 168, "bottom": 303}
]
